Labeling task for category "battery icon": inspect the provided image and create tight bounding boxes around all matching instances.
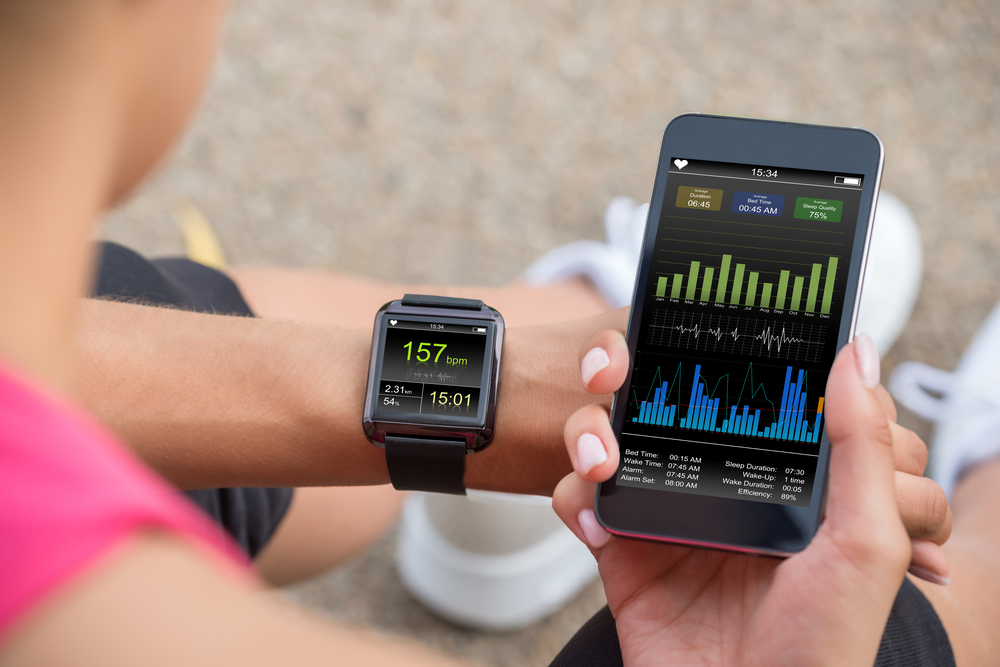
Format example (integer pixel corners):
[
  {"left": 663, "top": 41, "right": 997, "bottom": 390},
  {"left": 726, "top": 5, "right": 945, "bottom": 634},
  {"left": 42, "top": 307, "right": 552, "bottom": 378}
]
[
  {"left": 472, "top": 326, "right": 487, "bottom": 333},
  {"left": 834, "top": 176, "right": 862, "bottom": 186}
]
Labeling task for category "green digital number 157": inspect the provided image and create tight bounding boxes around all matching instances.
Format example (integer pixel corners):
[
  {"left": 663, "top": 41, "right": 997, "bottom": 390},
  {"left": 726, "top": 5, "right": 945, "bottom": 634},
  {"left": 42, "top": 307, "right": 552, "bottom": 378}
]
[{"left": 403, "top": 341, "right": 448, "bottom": 363}]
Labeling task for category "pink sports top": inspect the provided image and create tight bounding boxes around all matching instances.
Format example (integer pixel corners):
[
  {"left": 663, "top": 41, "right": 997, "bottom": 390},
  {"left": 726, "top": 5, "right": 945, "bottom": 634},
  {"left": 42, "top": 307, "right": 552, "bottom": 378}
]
[{"left": 0, "top": 363, "right": 247, "bottom": 640}]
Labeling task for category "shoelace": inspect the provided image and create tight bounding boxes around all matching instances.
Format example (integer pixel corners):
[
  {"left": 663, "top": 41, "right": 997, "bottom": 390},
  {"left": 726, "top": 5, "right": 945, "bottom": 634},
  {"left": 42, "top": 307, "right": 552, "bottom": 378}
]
[
  {"left": 890, "top": 360, "right": 1000, "bottom": 422},
  {"left": 888, "top": 361, "right": 957, "bottom": 422}
]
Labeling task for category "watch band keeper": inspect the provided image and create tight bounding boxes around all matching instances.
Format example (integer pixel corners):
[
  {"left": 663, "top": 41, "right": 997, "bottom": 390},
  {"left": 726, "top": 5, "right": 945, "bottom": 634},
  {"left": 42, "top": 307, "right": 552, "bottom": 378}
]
[{"left": 401, "top": 294, "right": 484, "bottom": 310}]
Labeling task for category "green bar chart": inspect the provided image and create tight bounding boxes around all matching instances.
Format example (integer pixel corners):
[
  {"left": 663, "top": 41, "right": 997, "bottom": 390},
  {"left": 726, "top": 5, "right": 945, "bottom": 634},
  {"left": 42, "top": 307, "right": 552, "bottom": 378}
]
[
  {"left": 746, "top": 272, "right": 759, "bottom": 307},
  {"left": 686, "top": 261, "right": 700, "bottom": 300},
  {"left": 791, "top": 276, "right": 804, "bottom": 311},
  {"left": 715, "top": 254, "right": 731, "bottom": 302},
  {"left": 760, "top": 283, "right": 773, "bottom": 309},
  {"left": 776, "top": 271, "right": 790, "bottom": 309},
  {"left": 654, "top": 254, "right": 839, "bottom": 315},
  {"left": 806, "top": 263, "right": 823, "bottom": 312},
  {"left": 700, "top": 267, "right": 715, "bottom": 301},
  {"left": 731, "top": 263, "right": 746, "bottom": 305},
  {"left": 821, "top": 258, "right": 838, "bottom": 314}
]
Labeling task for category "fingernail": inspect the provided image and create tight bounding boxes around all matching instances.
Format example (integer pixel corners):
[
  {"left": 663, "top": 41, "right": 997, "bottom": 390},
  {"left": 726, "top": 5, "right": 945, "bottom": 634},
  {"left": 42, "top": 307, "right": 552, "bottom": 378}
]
[
  {"left": 581, "top": 347, "right": 611, "bottom": 387},
  {"left": 853, "top": 333, "right": 880, "bottom": 389},
  {"left": 908, "top": 564, "right": 952, "bottom": 586},
  {"left": 576, "top": 433, "right": 608, "bottom": 474},
  {"left": 578, "top": 509, "right": 611, "bottom": 549}
]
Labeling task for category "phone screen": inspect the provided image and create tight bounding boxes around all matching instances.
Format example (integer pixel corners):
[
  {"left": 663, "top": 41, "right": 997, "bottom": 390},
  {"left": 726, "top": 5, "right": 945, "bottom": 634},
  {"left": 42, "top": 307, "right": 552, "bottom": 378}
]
[{"left": 616, "top": 158, "right": 865, "bottom": 508}]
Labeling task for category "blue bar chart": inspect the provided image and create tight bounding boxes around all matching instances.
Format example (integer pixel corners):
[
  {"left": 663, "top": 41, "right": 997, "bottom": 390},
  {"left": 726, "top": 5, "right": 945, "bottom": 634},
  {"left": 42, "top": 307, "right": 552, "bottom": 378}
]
[{"left": 631, "top": 363, "right": 824, "bottom": 444}]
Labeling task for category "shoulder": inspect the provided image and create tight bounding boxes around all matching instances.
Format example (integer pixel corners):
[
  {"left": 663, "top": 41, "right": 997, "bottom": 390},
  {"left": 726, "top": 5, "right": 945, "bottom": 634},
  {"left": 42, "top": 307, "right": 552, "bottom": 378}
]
[{"left": 0, "top": 364, "right": 245, "bottom": 640}]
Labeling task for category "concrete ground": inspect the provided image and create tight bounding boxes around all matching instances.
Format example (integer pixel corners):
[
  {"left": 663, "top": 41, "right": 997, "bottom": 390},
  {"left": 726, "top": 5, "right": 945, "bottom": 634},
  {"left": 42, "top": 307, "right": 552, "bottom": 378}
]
[{"left": 102, "top": 1, "right": 1000, "bottom": 665}]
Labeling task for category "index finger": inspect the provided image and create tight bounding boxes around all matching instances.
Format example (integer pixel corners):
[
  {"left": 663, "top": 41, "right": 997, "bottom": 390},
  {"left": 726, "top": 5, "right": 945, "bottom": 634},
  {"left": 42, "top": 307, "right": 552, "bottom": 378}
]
[
  {"left": 822, "top": 339, "right": 911, "bottom": 566},
  {"left": 873, "top": 384, "right": 898, "bottom": 423}
]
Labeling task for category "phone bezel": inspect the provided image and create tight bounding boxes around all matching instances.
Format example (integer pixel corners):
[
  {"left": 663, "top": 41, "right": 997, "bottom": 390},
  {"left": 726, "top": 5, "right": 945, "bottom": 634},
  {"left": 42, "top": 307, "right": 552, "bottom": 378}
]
[{"left": 596, "top": 114, "right": 884, "bottom": 556}]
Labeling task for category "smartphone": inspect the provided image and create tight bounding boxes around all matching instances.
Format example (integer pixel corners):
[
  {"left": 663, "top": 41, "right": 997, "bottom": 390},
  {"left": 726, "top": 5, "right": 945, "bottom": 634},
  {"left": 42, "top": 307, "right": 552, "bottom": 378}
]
[{"left": 597, "top": 114, "right": 884, "bottom": 556}]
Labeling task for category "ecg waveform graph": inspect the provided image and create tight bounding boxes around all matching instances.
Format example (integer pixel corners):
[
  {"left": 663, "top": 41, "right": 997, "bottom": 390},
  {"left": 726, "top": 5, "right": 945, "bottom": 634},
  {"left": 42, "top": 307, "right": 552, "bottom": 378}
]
[
  {"left": 630, "top": 361, "right": 824, "bottom": 445},
  {"left": 645, "top": 309, "right": 827, "bottom": 363},
  {"left": 405, "top": 369, "right": 459, "bottom": 384}
]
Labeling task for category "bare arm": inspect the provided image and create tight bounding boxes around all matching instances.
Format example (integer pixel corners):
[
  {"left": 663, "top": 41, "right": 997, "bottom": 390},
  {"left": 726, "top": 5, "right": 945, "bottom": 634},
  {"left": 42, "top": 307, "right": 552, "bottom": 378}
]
[
  {"left": 73, "top": 265, "right": 953, "bottom": 561},
  {"left": 224, "top": 266, "right": 611, "bottom": 329},
  {"left": 0, "top": 533, "right": 471, "bottom": 667},
  {"left": 911, "top": 459, "right": 1000, "bottom": 666},
  {"left": 72, "top": 297, "right": 615, "bottom": 494}
]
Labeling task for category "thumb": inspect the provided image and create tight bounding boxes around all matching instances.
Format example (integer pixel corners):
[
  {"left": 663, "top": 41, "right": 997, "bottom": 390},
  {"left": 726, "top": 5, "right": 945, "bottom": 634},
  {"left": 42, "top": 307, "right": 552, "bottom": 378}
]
[{"left": 821, "top": 334, "right": 908, "bottom": 563}]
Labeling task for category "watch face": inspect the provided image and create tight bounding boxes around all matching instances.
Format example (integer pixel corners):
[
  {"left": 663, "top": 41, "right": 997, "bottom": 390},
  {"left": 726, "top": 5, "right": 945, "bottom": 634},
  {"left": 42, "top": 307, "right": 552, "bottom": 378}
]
[{"left": 372, "top": 317, "right": 492, "bottom": 425}]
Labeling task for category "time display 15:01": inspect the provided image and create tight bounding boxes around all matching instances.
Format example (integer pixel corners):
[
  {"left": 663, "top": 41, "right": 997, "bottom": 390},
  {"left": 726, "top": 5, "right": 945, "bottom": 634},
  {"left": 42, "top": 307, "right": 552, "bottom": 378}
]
[{"left": 428, "top": 389, "right": 473, "bottom": 408}]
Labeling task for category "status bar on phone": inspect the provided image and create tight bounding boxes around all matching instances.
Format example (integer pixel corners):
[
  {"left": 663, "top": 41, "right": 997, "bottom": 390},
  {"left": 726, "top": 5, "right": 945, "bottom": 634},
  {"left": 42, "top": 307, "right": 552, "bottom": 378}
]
[{"left": 669, "top": 158, "right": 863, "bottom": 190}]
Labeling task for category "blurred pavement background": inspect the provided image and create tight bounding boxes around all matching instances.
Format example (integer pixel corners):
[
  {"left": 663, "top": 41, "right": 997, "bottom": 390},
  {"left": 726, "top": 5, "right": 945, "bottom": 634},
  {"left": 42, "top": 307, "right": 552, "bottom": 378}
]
[{"left": 101, "top": 1, "right": 1000, "bottom": 664}]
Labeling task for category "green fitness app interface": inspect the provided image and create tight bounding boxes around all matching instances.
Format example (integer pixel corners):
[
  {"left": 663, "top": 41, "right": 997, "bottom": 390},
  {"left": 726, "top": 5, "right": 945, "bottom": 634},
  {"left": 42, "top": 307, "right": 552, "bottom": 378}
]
[
  {"left": 618, "top": 159, "right": 864, "bottom": 507},
  {"left": 377, "top": 320, "right": 488, "bottom": 418}
]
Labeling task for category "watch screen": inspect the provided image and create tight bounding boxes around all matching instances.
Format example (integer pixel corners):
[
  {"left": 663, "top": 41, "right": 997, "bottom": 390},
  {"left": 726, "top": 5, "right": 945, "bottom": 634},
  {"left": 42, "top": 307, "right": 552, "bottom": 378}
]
[
  {"left": 376, "top": 319, "right": 489, "bottom": 418},
  {"left": 616, "top": 159, "right": 866, "bottom": 507}
]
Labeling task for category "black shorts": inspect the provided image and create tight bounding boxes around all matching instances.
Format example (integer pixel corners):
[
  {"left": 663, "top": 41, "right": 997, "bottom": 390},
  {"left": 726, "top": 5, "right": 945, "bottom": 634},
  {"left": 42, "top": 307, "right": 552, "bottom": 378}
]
[
  {"left": 91, "top": 242, "right": 294, "bottom": 559},
  {"left": 552, "top": 577, "right": 954, "bottom": 667}
]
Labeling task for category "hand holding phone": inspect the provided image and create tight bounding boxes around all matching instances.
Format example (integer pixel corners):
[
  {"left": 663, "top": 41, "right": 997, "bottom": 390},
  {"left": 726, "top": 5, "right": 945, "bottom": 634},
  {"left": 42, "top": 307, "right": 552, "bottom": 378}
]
[
  {"left": 553, "top": 339, "right": 914, "bottom": 667},
  {"left": 599, "top": 114, "right": 891, "bottom": 554}
]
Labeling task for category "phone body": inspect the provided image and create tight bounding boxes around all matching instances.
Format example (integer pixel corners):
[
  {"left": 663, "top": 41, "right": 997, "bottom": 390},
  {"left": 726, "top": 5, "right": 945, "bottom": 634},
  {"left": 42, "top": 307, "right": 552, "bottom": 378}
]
[{"left": 597, "top": 114, "right": 884, "bottom": 556}]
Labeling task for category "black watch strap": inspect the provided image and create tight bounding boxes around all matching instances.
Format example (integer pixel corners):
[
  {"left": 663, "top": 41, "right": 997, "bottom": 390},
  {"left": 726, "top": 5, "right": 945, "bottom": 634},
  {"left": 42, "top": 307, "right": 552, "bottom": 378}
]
[
  {"left": 384, "top": 435, "right": 467, "bottom": 495},
  {"left": 401, "top": 294, "right": 484, "bottom": 310}
]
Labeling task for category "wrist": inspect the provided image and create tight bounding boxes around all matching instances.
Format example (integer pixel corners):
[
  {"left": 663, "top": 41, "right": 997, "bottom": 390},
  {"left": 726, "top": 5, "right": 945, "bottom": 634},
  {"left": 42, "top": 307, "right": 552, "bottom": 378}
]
[
  {"left": 299, "top": 324, "right": 393, "bottom": 486},
  {"left": 465, "top": 309, "right": 627, "bottom": 495}
]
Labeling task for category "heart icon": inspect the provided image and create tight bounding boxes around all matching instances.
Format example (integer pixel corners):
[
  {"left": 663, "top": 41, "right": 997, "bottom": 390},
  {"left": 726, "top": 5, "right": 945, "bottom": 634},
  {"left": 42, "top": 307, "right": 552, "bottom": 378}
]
[
  {"left": 674, "top": 159, "right": 688, "bottom": 170},
  {"left": 389, "top": 320, "right": 397, "bottom": 325}
]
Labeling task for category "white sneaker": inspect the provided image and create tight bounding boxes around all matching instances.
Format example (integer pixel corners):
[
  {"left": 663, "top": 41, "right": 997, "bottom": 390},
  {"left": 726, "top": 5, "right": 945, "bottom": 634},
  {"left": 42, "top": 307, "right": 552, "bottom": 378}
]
[
  {"left": 522, "top": 196, "right": 648, "bottom": 308},
  {"left": 890, "top": 301, "right": 1000, "bottom": 497},
  {"left": 396, "top": 490, "right": 599, "bottom": 631},
  {"left": 854, "top": 192, "right": 923, "bottom": 356},
  {"left": 522, "top": 193, "right": 923, "bottom": 355}
]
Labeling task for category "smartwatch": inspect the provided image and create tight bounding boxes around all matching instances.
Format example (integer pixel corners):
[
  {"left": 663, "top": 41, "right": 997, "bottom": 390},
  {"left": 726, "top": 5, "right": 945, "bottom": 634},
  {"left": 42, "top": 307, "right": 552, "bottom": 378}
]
[{"left": 362, "top": 294, "right": 505, "bottom": 495}]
